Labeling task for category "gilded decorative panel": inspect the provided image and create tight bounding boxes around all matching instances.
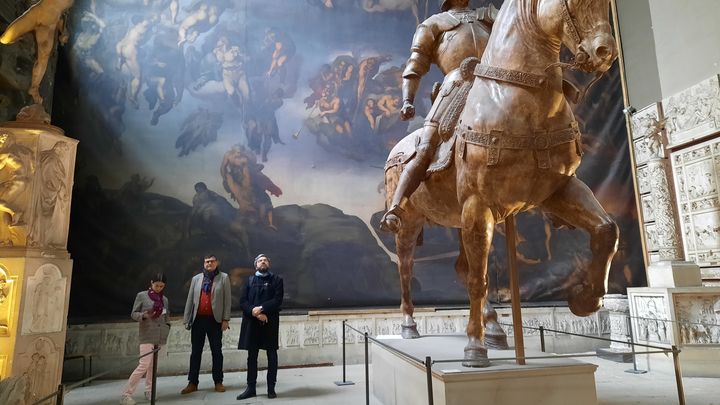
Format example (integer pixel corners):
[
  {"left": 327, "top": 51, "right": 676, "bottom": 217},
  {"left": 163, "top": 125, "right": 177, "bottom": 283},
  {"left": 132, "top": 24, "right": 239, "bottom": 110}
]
[
  {"left": 0, "top": 267, "right": 17, "bottom": 337},
  {"left": 664, "top": 74, "right": 720, "bottom": 148}
]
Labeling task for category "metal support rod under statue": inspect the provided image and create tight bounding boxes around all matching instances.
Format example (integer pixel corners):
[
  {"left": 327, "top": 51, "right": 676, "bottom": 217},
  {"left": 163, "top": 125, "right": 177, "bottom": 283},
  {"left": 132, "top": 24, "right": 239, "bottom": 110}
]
[
  {"left": 539, "top": 326, "right": 546, "bottom": 352},
  {"left": 625, "top": 314, "right": 647, "bottom": 374},
  {"left": 506, "top": 215, "right": 526, "bottom": 365}
]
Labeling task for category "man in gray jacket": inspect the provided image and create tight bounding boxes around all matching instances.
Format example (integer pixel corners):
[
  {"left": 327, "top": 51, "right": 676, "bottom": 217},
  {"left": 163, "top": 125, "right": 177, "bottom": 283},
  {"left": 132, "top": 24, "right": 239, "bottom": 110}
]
[{"left": 181, "top": 254, "right": 232, "bottom": 394}]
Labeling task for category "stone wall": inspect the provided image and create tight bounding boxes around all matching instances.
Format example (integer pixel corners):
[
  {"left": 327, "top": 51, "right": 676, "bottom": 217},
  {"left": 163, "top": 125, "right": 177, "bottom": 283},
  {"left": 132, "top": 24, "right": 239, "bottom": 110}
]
[{"left": 62, "top": 307, "right": 609, "bottom": 380}]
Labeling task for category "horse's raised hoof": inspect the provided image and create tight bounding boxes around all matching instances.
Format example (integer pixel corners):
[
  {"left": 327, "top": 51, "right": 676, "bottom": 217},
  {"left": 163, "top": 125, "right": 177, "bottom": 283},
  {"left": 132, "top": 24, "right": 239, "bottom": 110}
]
[
  {"left": 401, "top": 323, "right": 420, "bottom": 339},
  {"left": 484, "top": 333, "right": 509, "bottom": 350},
  {"left": 568, "top": 283, "right": 604, "bottom": 317}
]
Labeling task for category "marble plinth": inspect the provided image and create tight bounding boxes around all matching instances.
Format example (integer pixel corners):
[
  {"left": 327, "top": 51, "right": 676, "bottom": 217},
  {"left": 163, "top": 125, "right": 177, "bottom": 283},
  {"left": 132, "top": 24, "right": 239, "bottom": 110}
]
[{"left": 372, "top": 335, "right": 598, "bottom": 405}]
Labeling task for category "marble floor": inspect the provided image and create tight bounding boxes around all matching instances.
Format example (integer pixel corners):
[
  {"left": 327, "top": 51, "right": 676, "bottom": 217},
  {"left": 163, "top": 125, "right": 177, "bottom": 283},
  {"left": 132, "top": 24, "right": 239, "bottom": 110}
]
[{"left": 63, "top": 355, "right": 718, "bottom": 405}]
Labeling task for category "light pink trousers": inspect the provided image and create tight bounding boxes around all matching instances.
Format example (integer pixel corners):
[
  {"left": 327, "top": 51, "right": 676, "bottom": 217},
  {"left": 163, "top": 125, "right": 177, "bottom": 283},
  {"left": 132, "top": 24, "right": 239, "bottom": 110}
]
[{"left": 122, "top": 343, "right": 161, "bottom": 396}]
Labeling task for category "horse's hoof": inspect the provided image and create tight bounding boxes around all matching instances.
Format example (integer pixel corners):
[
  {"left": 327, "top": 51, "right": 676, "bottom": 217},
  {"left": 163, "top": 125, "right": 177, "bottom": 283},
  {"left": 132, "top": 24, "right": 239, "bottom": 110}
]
[
  {"left": 484, "top": 333, "right": 509, "bottom": 350},
  {"left": 380, "top": 213, "right": 401, "bottom": 233},
  {"left": 568, "top": 284, "right": 603, "bottom": 317},
  {"left": 401, "top": 323, "right": 420, "bottom": 339},
  {"left": 462, "top": 346, "right": 490, "bottom": 368}
]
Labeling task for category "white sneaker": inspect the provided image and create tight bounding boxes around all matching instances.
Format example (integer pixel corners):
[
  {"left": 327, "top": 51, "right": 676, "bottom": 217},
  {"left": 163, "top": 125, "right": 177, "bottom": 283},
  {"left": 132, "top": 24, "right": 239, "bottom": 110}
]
[
  {"left": 144, "top": 392, "right": 152, "bottom": 401},
  {"left": 120, "top": 396, "right": 136, "bottom": 405}
]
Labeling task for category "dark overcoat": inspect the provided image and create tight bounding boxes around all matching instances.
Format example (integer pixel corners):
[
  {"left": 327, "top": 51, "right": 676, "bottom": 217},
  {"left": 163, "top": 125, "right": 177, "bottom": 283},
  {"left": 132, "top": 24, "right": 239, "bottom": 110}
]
[{"left": 238, "top": 273, "right": 284, "bottom": 350}]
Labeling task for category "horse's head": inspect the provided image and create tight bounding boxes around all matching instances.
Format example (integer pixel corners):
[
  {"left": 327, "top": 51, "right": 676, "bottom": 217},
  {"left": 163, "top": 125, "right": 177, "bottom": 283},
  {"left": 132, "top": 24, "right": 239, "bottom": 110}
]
[{"left": 541, "top": 0, "right": 617, "bottom": 73}]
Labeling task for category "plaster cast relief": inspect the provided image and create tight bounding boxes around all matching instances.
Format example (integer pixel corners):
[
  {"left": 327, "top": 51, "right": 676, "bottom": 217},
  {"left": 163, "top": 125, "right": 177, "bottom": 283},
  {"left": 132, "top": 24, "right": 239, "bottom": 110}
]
[
  {"left": 673, "top": 294, "right": 720, "bottom": 345},
  {"left": 632, "top": 296, "right": 671, "bottom": 344},
  {"left": 647, "top": 159, "right": 683, "bottom": 260},
  {"left": 633, "top": 138, "right": 653, "bottom": 166},
  {"left": 631, "top": 103, "right": 667, "bottom": 158},
  {"left": 641, "top": 195, "right": 655, "bottom": 222},
  {"left": 0, "top": 267, "right": 16, "bottom": 336},
  {"left": 18, "top": 337, "right": 59, "bottom": 405},
  {"left": 645, "top": 224, "right": 658, "bottom": 251},
  {"left": 28, "top": 141, "right": 71, "bottom": 249},
  {"left": 304, "top": 323, "right": 321, "bottom": 346},
  {"left": 664, "top": 74, "right": 720, "bottom": 147},
  {"left": 672, "top": 138, "right": 720, "bottom": 266},
  {"left": 322, "top": 321, "right": 339, "bottom": 345},
  {"left": 637, "top": 166, "right": 651, "bottom": 195},
  {"left": 21, "top": 264, "right": 66, "bottom": 335},
  {"left": 0, "top": 131, "right": 35, "bottom": 247}
]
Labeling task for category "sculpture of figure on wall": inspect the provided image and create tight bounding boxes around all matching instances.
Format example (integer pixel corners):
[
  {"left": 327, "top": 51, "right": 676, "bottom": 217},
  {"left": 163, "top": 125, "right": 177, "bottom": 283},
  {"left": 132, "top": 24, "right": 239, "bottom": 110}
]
[
  {"left": 709, "top": 299, "right": 720, "bottom": 344},
  {"left": 0, "top": 269, "right": 10, "bottom": 335},
  {"left": 32, "top": 276, "right": 52, "bottom": 331},
  {"left": 645, "top": 116, "right": 668, "bottom": 157},
  {"left": 28, "top": 141, "right": 70, "bottom": 248},
  {"left": 116, "top": 14, "right": 157, "bottom": 109},
  {"left": 0, "top": 0, "right": 74, "bottom": 108},
  {"left": 0, "top": 132, "right": 34, "bottom": 245}
]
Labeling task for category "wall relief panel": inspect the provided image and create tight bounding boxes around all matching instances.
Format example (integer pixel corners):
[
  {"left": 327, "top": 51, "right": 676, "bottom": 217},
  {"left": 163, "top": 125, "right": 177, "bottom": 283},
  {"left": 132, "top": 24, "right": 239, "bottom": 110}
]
[
  {"left": 673, "top": 294, "right": 720, "bottom": 345},
  {"left": 17, "top": 337, "right": 59, "bottom": 405},
  {"left": 21, "top": 264, "right": 67, "bottom": 335},
  {"left": 631, "top": 295, "right": 672, "bottom": 344},
  {"left": 664, "top": 74, "right": 720, "bottom": 148},
  {"left": 0, "top": 267, "right": 17, "bottom": 336},
  {"left": 672, "top": 137, "right": 720, "bottom": 267}
]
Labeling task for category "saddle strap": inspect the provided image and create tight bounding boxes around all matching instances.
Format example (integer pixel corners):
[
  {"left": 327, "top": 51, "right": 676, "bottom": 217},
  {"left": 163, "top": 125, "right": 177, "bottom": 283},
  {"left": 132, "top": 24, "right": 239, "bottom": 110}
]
[
  {"left": 439, "top": 82, "right": 473, "bottom": 141},
  {"left": 459, "top": 123, "right": 580, "bottom": 168},
  {"left": 474, "top": 64, "right": 547, "bottom": 89}
]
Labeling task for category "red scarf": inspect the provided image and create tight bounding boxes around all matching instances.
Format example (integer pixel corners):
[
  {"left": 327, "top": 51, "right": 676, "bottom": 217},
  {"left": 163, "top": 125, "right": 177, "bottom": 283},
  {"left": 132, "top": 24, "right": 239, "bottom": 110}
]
[{"left": 147, "top": 288, "right": 164, "bottom": 319}]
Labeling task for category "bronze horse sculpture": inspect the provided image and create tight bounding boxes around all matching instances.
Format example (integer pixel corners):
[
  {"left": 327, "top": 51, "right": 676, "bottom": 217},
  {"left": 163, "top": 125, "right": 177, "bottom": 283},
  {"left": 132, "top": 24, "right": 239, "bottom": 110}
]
[{"left": 384, "top": 0, "right": 618, "bottom": 367}]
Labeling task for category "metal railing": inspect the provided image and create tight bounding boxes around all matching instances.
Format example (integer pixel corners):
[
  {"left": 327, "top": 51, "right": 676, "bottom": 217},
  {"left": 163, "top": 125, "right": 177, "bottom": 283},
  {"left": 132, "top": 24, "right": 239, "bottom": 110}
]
[
  {"left": 32, "top": 345, "right": 161, "bottom": 405},
  {"left": 336, "top": 315, "right": 688, "bottom": 405}
]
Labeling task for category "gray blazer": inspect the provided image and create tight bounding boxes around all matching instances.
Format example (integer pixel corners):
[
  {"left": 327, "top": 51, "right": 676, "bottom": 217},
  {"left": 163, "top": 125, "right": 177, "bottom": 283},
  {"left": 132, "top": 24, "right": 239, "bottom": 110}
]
[
  {"left": 183, "top": 271, "right": 232, "bottom": 325},
  {"left": 131, "top": 291, "right": 170, "bottom": 345}
]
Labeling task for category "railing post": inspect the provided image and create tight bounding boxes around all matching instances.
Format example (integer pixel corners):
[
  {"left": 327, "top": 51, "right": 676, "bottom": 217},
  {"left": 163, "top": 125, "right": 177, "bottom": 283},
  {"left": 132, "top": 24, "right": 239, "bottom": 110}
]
[
  {"left": 625, "top": 315, "right": 646, "bottom": 374},
  {"left": 56, "top": 384, "right": 64, "bottom": 405},
  {"left": 539, "top": 326, "right": 546, "bottom": 353},
  {"left": 334, "top": 320, "right": 354, "bottom": 386},
  {"left": 364, "top": 332, "right": 370, "bottom": 405},
  {"left": 671, "top": 345, "right": 685, "bottom": 405},
  {"left": 425, "top": 356, "right": 434, "bottom": 405},
  {"left": 151, "top": 345, "right": 159, "bottom": 405}
]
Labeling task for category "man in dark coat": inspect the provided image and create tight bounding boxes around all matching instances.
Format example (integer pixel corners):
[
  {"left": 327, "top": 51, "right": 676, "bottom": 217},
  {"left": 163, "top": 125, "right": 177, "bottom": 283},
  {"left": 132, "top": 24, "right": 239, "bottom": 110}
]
[{"left": 237, "top": 253, "right": 284, "bottom": 400}]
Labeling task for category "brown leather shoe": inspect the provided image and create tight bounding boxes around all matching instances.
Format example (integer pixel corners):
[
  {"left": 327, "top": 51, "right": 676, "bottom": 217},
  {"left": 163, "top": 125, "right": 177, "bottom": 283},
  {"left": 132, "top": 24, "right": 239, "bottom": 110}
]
[
  {"left": 214, "top": 383, "right": 226, "bottom": 392},
  {"left": 180, "top": 383, "right": 198, "bottom": 395}
]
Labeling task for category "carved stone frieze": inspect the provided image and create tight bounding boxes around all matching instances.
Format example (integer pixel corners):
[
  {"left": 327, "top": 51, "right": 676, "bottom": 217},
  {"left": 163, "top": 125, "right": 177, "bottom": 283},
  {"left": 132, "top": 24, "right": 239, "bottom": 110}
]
[
  {"left": 670, "top": 137, "right": 720, "bottom": 266},
  {"left": 17, "top": 336, "right": 59, "bottom": 405},
  {"left": 673, "top": 294, "right": 720, "bottom": 345},
  {"left": 663, "top": 74, "right": 720, "bottom": 148},
  {"left": 646, "top": 158, "right": 683, "bottom": 261},
  {"left": 21, "top": 263, "right": 66, "bottom": 335},
  {"left": 630, "top": 295, "right": 672, "bottom": 344},
  {"left": 640, "top": 195, "right": 655, "bottom": 222},
  {"left": 0, "top": 267, "right": 16, "bottom": 336},
  {"left": 631, "top": 103, "right": 668, "bottom": 158},
  {"left": 637, "top": 166, "right": 651, "bottom": 195}
]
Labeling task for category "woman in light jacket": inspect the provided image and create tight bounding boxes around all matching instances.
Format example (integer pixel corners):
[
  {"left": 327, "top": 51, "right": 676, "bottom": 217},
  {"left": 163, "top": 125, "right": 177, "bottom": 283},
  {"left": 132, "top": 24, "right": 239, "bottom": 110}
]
[{"left": 121, "top": 273, "right": 170, "bottom": 405}]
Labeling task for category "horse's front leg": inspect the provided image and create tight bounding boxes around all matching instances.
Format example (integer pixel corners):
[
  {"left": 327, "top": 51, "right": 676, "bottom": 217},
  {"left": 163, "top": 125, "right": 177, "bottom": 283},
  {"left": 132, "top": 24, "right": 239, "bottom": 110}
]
[
  {"left": 540, "top": 177, "right": 619, "bottom": 316},
  {"left": 460, "top": 195, "right": 495, "bottom": 367},
  {"left": 396, "top": 213, "right": 424, "bottom": 339}
]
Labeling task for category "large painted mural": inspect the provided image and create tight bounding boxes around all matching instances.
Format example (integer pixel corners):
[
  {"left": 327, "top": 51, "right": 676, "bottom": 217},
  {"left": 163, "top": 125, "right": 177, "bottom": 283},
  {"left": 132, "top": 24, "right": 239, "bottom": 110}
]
[{"left": 52, "top": 0, "right": 645, "bottom": 319}]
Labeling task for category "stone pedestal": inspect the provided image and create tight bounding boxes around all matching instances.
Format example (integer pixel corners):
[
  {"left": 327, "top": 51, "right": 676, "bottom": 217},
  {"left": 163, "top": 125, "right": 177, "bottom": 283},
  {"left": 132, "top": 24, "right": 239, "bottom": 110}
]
[
  {"left": 647, "top": 261, "right": 702, "bottom": 288},
  {"left": 372, "top": 335, "right": 598, "bottom": 405},
  {"left": 627, "top": 286, "right": 720, "bottom": 377},
  {"left": 0, "top": 122, "right": 78, "bottom": 403},
  {"left": 596, "top": 294, "right": 633, "bottom": 363}
]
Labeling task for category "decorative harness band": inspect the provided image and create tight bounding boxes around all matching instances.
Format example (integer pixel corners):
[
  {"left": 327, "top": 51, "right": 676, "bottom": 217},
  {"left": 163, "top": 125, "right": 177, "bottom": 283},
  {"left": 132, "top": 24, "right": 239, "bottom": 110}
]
[
  {"left": 474, "top": 64, "right": 547, "bottom": 89},
  {"left": 458, "top": 122, "right": 581, "bottom": 168}
]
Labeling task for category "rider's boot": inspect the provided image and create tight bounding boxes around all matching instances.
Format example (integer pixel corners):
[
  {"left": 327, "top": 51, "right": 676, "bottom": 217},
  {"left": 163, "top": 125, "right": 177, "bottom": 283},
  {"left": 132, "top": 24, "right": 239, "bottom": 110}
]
[{"left": 380, "top": 138, "right": 436, "bottom": 233}]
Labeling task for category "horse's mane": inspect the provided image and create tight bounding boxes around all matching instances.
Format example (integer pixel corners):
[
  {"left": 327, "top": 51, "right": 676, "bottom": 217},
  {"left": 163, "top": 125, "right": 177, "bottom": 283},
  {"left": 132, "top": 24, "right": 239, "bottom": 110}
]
[{"left": 513, "top": 0, "right": 556, "bottom": 54}]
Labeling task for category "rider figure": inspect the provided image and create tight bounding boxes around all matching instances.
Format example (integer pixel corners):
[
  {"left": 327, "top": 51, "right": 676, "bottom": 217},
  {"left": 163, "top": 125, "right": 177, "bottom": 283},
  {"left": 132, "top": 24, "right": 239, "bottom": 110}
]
[{"left": 380, "top": 0, "right": 496, "bottom": 232}]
